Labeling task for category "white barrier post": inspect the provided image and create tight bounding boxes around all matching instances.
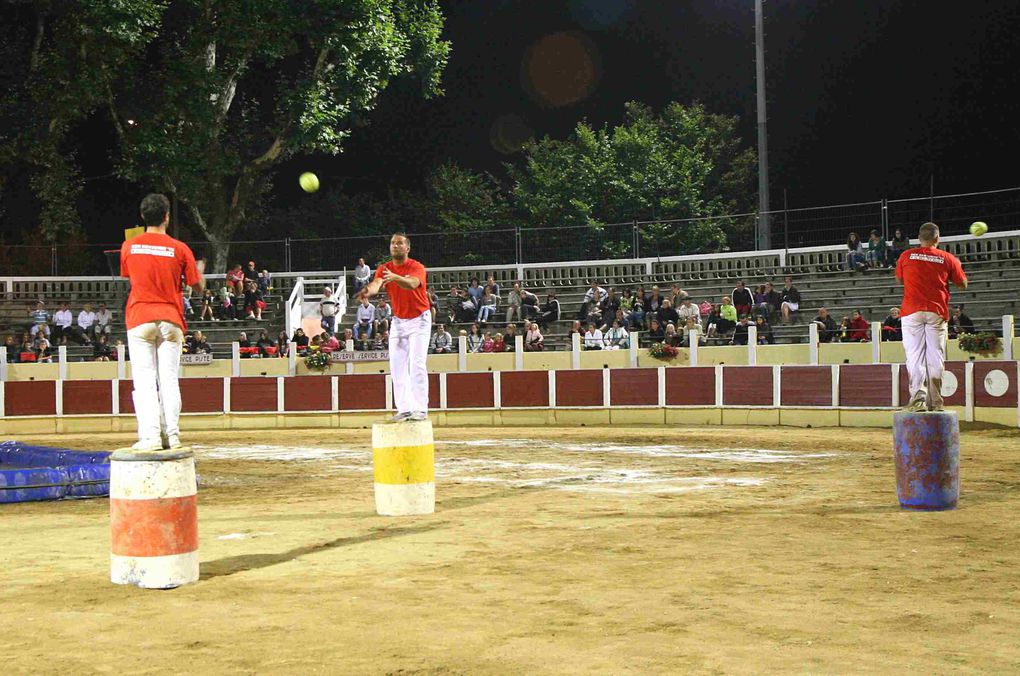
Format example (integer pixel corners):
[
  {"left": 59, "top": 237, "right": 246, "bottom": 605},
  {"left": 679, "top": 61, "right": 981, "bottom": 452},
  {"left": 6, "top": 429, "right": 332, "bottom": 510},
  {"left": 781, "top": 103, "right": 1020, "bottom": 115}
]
[
  {"left": 629, "top": 331, "right": 639, "bottom": 367},
  {"left": 58, "top": 345, "right": 67, "bottom": 380},
  {"left": 458, "top": 335, "right": 467, "bottom": 371},
  {"left": 514, "top": 335, "right": 524, "bottom": 369},
  {"left": 689, "top": 328, "right": 699, "bottom": 367},
  {"left": 288, "top": 342, "right": 297, "bottom": 376},
  {"left": 231, "top": 342, "right": 241, "bottom": 376},
  {"left": 0, "top": 346, "right": 7, "bottom": 381},
  {"left": 346, "top": 339, "right": 355, "bottom": 374},
  {"left": 117, "top": 344, "right": 126, "bottom": 380},
  {"left": 571, "top": 332, "right": 581, "bottom": 369},
  {"left": 871, "top": 321, "right": 883, "bottom": 363},
  {"left": 809, "top": 322, "right": 819, "bottom": 365},
  {"left": 1003, "top": 315, "right": 1014, "bottom": 361},
  {"left": 747, "top": 325, "right": 757, "bottom": 365}
]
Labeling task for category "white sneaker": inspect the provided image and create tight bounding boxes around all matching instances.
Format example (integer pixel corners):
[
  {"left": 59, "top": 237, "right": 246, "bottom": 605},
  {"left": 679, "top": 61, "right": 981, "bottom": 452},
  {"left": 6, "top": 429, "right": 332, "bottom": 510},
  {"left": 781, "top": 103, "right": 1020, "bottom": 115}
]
[
  {"left": 409, "top": 411, "right": 428, "bottom": 421},
  {"left": 130, "top": 439, "right": 164, "bottom": 452},
  {"left": 388, "top": 412, "right": 412, "bottom": 423},
  {"left": 167, "top": 435, "right": 183, "bottom": 450}
]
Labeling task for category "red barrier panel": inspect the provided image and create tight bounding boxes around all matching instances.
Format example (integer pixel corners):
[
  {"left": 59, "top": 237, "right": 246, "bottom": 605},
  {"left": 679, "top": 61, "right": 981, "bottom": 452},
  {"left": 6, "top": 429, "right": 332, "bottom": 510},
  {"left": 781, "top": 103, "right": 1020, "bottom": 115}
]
[
  {"left": 284, "top": 376, "right": 332, "bottom": 412},
  {"left": 781, "top": 366, "right": 832, "bottom": 407},
  {"left": 609, "top": 368, "right": 658, "bottom": 406},
  {"left": 447, "top": 372, "right": 494, "bottom": 409},
  {"left": 429, "top": 373, "right": 441, "bottom": 410},
  {"left": 555, "top": 370, "right": 603, "bottom": 407},
  {"left": 230, "top": 377, "right": 278, "bottom": 412},
  {"left": 337, "top": 374, "right": 386, "bottom": 410},
  {"left": 180, "top": 378, "right": 224, "bottom": 413},
  {"left": 500, "top": 371, "right": 550, "bottom": 407},
  {"left": 665, "top": 367, "right": 715, "bottom": 406},
  {"left": 63, "top": 381, "right": 114, "bottom": 415},
  {"left": 4, "top": 381, "right": 56, "bottom": 416},
  {"left": 723, "top": 366, "right": 773, "bottom": 406},
  {"left": 974, "top": 362, "right": 1018, "bottom": 408},
  {"left": 839, "top": 364, "right": 893, "bottom": 407},
  {"left": 118, "top": 380, "right": 134, "bottom": 414}
]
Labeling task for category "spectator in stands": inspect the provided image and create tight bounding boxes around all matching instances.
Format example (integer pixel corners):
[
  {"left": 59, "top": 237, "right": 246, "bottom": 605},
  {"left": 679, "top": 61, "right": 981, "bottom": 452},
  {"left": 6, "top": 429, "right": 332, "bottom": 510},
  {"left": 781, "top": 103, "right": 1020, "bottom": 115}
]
[
  {"left": 490, "top": 332, "right": 507, "bottom": 353},
  {"left": 238, "top": 331, "right": 252, "bottom": 352},
  {"left": 633, "top": 285, "right": 647, "bottom": 309},
  {"left": 948, "top": 306, "right": 975, "bottom": 338},
  {"left": 95, "top": 302, "right": 112, "bottom": 336},
  {"left": 354, "top": 296, "right": 375, "bottom": 345},
  {"left": 890, "top": 228, "right": 910, "bottom": 265},
  {"left": 505, "top": 282, "right": 523, "bottom": 323},
  {"left": 647, "top": 318, "right": 665, "bottom": 342},
  {"left": 848, "top": 310, "right": 870, "bottom": 342},
  {"left": 718, "top": 296, "right": 738, "bottom": 335},
  {"left": 457, "top": 287, "right": 478, "bottom": 323},
  {"left": 603, "top": 308, "right": 628, "bottom": 334},
  {"left": 480, "top": 330, "right": 495, "bottom": 352},
  {"left": 428, "top": 289, "right": 440, "bottom": 323},
  {"left": 216, "top": 284, "right": 234, "bottom": 320},
  {"left": 225, "top": 264, "right": 245, "bottom": 295},
  {"left": 681, "top": 317, "right": 701, "bottom": 347},
  {"left": 182, "top": 283, "right": 195, "bottom": 317},
  {"left": 320, "top": 287, "right": 339, "bottom": 335},
  {"left": 309, "top": 334, "right": 322, "bottom": 352},
  {"left": 643, "top": 286, "right": 664, "bottom": 325},
  {"left": 882, "top": 307, "right": 902, "bottom": 341},
  {"left": 846, "top": 232, "right": 867, "bottom": 272},
  {"left": 477, "top": 286, "right": 499, "bottom": 323},
  {"left": 353, "top": 257, "right": 371, "bottom": 293},
  {"left": 762, "top": 281, "right": 783, "bottom": 320},
  {"left": 837, "top": 316, "right": 852, "bottom": 342},
  {"left": 779, "top": 276, "right": 802, "bottom": 325},
  {"left": 277, "top": 331, "right": 290, "bottom": 357},
  {"left": 18, "top": 331, "right": 33, "bottom": 360},
  {"left": 731, "top": 317, "right": 751, "bottom": 346},
  {"left": 599, "top": 288, "right": 620, "bottom": 327},
  {"left": 243, "top": 260, "right": 259, "bottom": 287},
  {"left": 658, "top": 299, "right": 679, "bottom": 327},
  {"left": 524, "top": 322, "right": 544, "bottom": 351},
  {"left": 812, "top": 307, "right": 838, "bottom": 343},
  {"left": 28, "top": 301, "right": 50, "bottom": 335},
  {"left": 583, "top": 322, "right": 603, "bottom": 350},
  {"left": 256, "top": 330, "right": 277, "bottom": 357},
  {"left": 501, "top": 322, "right": 518, "bottom": 351},
  {"left": 374, "top": 298, "right": 392, "bottom": 336},
  {"left": 77, "top": 303, "right": 97, "bottom": 344},
  {"left": 663, "top": 323, "right": 681, "bottom": 347},
  {"left": 619, "top": 288, "right": 634, "bottom": 314},
  {"left": 605, "top": 319, "right": 629, "bottom": 350},
  {"left": 181, "top": 331, "right": 195, "bottom": 355},
  {"left": 485, "top": 275, "right": 500, "bottom": 298},
  {"left": 445, "top": 286, "right": 462, "bottom": 323},
  {"left": 33, "top": 332, "right": 53, "bottom": 362},
  {"left": 341, "top": 328, "right": 355, "bottom": 349},
  {"left": 92, "top": 334, "right": 113, "bottom": 361},
  {"left": 755, "top": 315, "right": 775, "bottom": 345},
  {"left": 243, "top": 279, "right": 267, "bottom": 320},
  {"left": 539, "top": 291, "right": 561, "bottom": 327},
  {"left": 5, "top": 335, "right": 19, "bottom": 362},
  {"left": 258, "top": 268, "right": 272, "bottom": 294},
  {"left": 583, "top": 296, "right": 604, "bottom": 328},
  {"left": 867, "top": 229, "right": 887, "bottom": 268},
  {"left": 320, "top": 332, "right": 340, "bottom": 354},
  {"left": 466, "top": 278, "right": 484, "bottom": 306},
  {"left": 52, "top": 301, "right": 74, "bottom": 344},
  {"left": 731, "top": 281, "right": 753, "bottom": 317},
  {"left": 430, "top": 323, "right": 454, "bottom": 354},
  {"left": 669, "top": 284, "right": 689, "bottom": 306},
  {"left": 291, "top": 327, "right": 309, "bottom": 354},
  {"left": 467, "top": 323, "right": 484, "bottom": 353},
  {"left": 199, "top": 289, "right": 216, "bottom": 321},
  {"left": 625, "top": 293, "right": 645, "bottom": 330},
  {"left": 371, "top": 329, "right": 388, "bottom": 351},
  {"left": 583, "top": 280, "right": 608, "bottom": 307},
  {"left": 567, "top": 320, "right": 583, "bottom": 344},
  {"left": 192, "top": 331, "right": 212, "bottom": 354},
  {"left": 520, "top": 287, "right": 541, "bottom": 321}
]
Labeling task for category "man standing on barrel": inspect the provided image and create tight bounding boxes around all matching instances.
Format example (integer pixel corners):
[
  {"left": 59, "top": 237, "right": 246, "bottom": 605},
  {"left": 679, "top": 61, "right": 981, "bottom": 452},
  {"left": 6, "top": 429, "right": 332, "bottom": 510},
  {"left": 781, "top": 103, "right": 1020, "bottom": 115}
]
[{"left": 896, "top": 222, "right": 968, "bottom": 411}]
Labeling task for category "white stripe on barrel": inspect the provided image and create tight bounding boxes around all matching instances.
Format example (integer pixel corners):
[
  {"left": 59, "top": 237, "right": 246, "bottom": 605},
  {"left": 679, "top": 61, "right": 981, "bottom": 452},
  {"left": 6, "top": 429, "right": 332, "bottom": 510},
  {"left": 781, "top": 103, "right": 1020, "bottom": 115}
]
[
  {"left": 110, "top": 449, "right": 199, "bottom": 589},
  {"left": 372, "top": 421, "right": 435, "bottom": 516}
]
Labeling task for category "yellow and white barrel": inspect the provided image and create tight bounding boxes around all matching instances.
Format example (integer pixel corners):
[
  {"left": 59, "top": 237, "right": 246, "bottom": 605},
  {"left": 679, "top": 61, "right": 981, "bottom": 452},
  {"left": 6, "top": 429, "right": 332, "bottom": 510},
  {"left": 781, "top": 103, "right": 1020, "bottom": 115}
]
[
  {"left": 109, "top": 449, "right": 199, "bottom": 589},
  {"left": 372, "top": 421, "right": 435, "bottom": 516}
]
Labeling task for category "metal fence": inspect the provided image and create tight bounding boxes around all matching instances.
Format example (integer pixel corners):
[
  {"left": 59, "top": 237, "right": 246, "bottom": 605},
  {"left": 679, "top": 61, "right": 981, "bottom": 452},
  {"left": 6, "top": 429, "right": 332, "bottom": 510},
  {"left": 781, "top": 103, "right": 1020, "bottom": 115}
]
[{"left": 2, "top": 187, "right": 1017, "bottom": 275}]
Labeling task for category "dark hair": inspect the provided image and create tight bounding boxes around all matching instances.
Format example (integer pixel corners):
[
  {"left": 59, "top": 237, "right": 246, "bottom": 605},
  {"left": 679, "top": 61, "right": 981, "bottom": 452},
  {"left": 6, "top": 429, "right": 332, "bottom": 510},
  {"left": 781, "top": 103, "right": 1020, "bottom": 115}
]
[
  {"left": 846, "top": 232, "right": 859, "bottom": 248},
  {"left": 391, "top": 232, "right": 410, "bottom": 245},
  {"left": 140, "top": 193, "right": 170, "bottom": 227}
]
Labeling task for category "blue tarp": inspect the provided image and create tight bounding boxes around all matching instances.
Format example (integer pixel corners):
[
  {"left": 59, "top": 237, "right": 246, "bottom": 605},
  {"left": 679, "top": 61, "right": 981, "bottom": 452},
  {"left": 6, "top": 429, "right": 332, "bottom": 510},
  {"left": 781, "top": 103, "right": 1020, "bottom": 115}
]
[{"left": 0, "top": 441, "right": 111, "bottom": 504}]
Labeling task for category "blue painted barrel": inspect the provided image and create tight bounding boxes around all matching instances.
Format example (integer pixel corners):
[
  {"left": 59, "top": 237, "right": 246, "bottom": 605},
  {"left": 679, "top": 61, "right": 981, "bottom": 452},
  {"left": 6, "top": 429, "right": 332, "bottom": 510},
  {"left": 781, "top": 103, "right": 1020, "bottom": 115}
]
[{"left": 892, "top": 411, "right": 960, "bottom": 510}]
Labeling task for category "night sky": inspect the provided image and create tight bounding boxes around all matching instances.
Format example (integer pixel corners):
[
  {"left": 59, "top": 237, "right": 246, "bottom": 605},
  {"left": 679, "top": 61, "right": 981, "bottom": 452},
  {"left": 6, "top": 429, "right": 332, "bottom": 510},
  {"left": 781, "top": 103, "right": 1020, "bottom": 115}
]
[{"left": 7, "top": 0, "right": 1020, "bottom": 243}]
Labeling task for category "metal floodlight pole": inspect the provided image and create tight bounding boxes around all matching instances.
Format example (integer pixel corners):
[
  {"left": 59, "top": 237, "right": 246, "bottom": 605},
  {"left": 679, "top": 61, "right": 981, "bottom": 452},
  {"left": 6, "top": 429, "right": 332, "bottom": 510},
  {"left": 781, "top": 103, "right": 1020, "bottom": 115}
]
[{"left": 755, "top": 0, "right": 771, "bottom": 250}]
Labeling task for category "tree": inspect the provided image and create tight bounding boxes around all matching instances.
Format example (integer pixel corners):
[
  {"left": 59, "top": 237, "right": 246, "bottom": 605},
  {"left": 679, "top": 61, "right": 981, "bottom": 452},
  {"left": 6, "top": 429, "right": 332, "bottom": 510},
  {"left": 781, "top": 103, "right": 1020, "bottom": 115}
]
[
  {"left": 507, "top": 101, "right": 757, "bottom": 261},
  {"left": 1, "top": 0, "right": 450, "bottom": 270}
]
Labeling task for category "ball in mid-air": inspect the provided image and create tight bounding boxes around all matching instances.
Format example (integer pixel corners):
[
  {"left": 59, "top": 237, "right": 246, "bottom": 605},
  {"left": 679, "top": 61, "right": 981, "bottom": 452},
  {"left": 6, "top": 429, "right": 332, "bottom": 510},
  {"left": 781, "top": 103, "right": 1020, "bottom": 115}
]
[
  {"left": 299, "top": 172, "right": 320, "bottom": 193},
  {"left": 970, "top": 221, "right": 988, "bottom": 237}
]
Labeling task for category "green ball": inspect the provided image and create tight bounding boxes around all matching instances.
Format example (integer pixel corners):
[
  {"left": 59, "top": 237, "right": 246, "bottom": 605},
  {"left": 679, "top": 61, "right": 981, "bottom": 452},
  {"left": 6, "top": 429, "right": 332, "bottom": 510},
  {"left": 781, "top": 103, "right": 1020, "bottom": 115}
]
[
  {"left": 299, "top": 172, "right": 320, "bottom": 193},
  {"left": 970, "top": 221, "right": 988, "bottom": 237}
]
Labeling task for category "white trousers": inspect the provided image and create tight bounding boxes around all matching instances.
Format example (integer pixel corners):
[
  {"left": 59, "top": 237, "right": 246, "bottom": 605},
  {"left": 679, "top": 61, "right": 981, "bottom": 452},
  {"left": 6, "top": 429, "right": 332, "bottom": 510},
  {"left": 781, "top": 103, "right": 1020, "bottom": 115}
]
[
  {"left": 127, "top": 321, "right": 184, "bottom": 443},
  {"left": 901, "top": 311, "right": 947, "bottom": 404},
  {"left": 389, "top": 311, "right": 431, "bottom": 414}
]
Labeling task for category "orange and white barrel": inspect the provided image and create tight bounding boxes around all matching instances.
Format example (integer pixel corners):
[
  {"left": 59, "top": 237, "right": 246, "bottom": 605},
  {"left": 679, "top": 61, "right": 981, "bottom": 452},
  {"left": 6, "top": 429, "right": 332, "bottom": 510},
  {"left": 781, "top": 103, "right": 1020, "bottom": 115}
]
[
  {"left": 372, "top": 421, "right": 435, "bottom": 516},
  {"left": 109, "top": 449, "right": 199, "bottom": 588}
]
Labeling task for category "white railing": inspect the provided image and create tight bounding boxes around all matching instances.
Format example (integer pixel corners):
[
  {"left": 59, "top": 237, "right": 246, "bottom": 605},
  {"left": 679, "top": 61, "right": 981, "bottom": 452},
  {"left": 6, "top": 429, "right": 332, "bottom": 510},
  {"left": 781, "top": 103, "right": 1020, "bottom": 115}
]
[{"left": 286, "top": 276, "right": 304, "bottom": 339}]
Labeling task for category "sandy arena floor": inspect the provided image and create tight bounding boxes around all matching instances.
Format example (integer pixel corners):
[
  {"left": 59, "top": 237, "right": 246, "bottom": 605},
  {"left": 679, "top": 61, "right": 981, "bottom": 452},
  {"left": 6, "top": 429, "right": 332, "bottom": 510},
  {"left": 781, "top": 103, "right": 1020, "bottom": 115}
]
[{"left": 2, "top": 424, "right": 1019, "bottom": 674}]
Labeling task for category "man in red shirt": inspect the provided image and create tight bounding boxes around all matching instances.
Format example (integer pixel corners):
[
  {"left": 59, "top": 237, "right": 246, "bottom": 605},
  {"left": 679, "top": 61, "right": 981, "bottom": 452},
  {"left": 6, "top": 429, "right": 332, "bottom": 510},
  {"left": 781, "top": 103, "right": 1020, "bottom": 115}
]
[
  {"left": 120, "top": 194, "right": 205, "bottom": 450},
  {"left": 357, "top": 233, "right": 431, "bottom": 422},
  {"left": 895, "top": 222, "right": 968, "bottom": 411}
]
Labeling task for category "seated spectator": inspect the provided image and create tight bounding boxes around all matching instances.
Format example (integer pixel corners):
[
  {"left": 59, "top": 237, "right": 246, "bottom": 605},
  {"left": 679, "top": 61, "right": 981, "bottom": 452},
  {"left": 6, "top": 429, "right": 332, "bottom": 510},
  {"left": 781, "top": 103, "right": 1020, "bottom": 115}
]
[
  {"left": 504, "top": 323, "right": 518, "bottom": 351},
  {"left": 520, "top": 287, "right": 541, "bottom": 321},
  {"left": 428, "top": 289, "right": 440, "bottom": 323},
  {"left": 619, "top": 289, "right": 635, "bottom": 316},
  {"left": 430, "top": 323, "right": 454, "bottom": 354},
  {"left": 663, "top": 323, "right": 682, "bottom": 347},
  {"left": 309, "top": 334, "right": 323, "bottom": 352},
  {"left": 599, "top": 288, "right": 620, "bottom": 326},
  {"left": 217, "top": 284, "right": 235, "bottom": 320},
  {"left": 731, "top": 281, "right": 753, "bottom": 317},
  {"left": 718, "top": 297, "right": 738, "bottom": 335},
  {"left": 882, "top": 307, "right": 902, "bottom": 341},
  {"left": 846, "top": 232, "right": 867, "bottom": 272},
  {"left": 371, "top": 329, "right": 388, "bottom": 351},
  {"left": 505, "top": 282, "right": 523, "bottom": 323},
  {"left": 480, "top": 330, "right": 495, "bottom": 353},
  {"left": 353, "top": 257, "right": 372, "bottom": 293},
  {"left": 633, "top": 285, "right": 647, "bottom": 310},
  {"left": 948, "top": 306, "right": 975, "bottom": 338},
  {"left": 28, "top": 300, "right": 49, "bottom": 334},
  {"left": 583, "top": 280, "right": 608, "bottom": 308},
  {"left": 18, "top": 331, "right": 34, "bottom": 360},
  {"left": 582, "top": 323, "right": 603, "bottom": 350},
  {"left": 256, "top": 330, "right": 277, "bottom": 357},
  {"left": 182, "top": 331, "right": 196, "bottom": 354},
  {"left": 731, "top": 317, "right": 751, "bottom": 346},
  {"left": 277, "top": 331, "right": 291, "bottom": 357},
  {"left": 625, "top": 295, "right": 645, "bottom": 330},
  {"left": 192, "top": 331, "right": 212, "bottom": 354},
  {"left": 677, "top": 297, "right": 701, "bottom": 329},
  {"left": 669, "top": 284, "right": 689, "bottom": 306},
  {"left": 243, "top": 280, "right": 266, "bottom": 320},
  {"left": 602, "top": 309, "right": 628, "bottom": 334},
  {"left": 466, "top": 278, "right": 484, "bottom": 306},
  {"left": 341, "top": 328, "right": 355, "bottom": 349},
  {"left": 291, "top": 328, "right": 309, "bottom": 354},
  {"left": 604, "top": 320, "right": 629, "bottom": 350},
  {"left": 320, "top": 287, "right": 339, "bottom": 335},
  {"left": 524, "top": 322, "right": 544, "bottom": 351},
  {"left": 566, "top": 320, "right": 583, "bottom": 343},
  {"left": 646, "top": 318, "right": 665, "bottom": 342},
  {"left": 52, "top": 301, "right": 75, "bottom": 345},
  {"left": 698, "top": 299, "right": 713, "bottom": 318},
  {"left": 457, "top": 288, "right": 478, "bottom": 323},
  {"left": 582, "top": 297, "right": 603, "bottom": 328},
  {"left": 643, "top": 286, "right": 664, "bottom": 325},
  {"left": 837, "top": 316, "right": 852, "bottom": 342},
  {"left": 77, "top": 303, "right": 97, "bottom": 344},
  {"left": 779, "top": 276, "right": 801, "bottom": 325},
  {"left": 682, "top": 317, "right": 702, "bottom": 347},
  {"left": 488, "top": 332, "right": 506, "bottom": 353},
  {"left": 467, "top": 323, "right": 484, "bottom": 353},
  {"left": 485, "top": 275, "right": 500, "bottom": 298},
  {"left": 848, "top": 310, "right": 870, "bottom": 342},
  {"left": 890, "top": 228, "right": 910, "bottom": 265},
  {"left": 320, "top": 332, "right": 340, "bottom": 354},
  {"left": 258, "top": 268, "right": 273, "bottom": 294},
  {"left": 225, "top": 263, "right": 245, "bottom": 295},
  {"left": 354, "top": 297, "right": 375, "bottom": 344},
  {"left": 243, "top": 260, "right": 259, "bottom": 286},
  {"left": 34, "top": 334, "right": 54, "bottom": 362},
  {"left": 752, "top": 285, "right": 768, "bottom": 319},
  {"left": 762, "top": 281, "right": 782, "bottom": 320},
  {"left": 446, "top": 286, "right": 463, "bottom": 323},
  {"left": 812, "top": 307, "right": 838, "bottom": 343},
  {"left": 93, "top": 334, "right": 113, "bottom": 361},
  {"left": 539, "top": 291, "right": 560, "bottom": 327},
  {"left": 199, "top": 288, "right": 216, "bottom": 321},
  {"left": 658, "top": 299, "right": 679, "bottom": 327},
  {"left": 95, "top": 302, "right": 113, "bottom": 335},
  {"left": 755, "top": 316, "right": 775, "bottom": 345},
  {"left": 182, "top": 282, "right": 194, "bottom": 317},
  {"left": 477, "top": 287, "right": 499, "bottom": 323},
  {"left": 238, "top": 331, "right": 252, "bottom": 355},
  {"left": 374, "top": 299, "right": 392, "bottom": 336},
  {"left": 866, "top": 229, "right": 887, "bottom": 268},
  {"left": 4, "top": 335, "right": 18, "bottom": 362}
]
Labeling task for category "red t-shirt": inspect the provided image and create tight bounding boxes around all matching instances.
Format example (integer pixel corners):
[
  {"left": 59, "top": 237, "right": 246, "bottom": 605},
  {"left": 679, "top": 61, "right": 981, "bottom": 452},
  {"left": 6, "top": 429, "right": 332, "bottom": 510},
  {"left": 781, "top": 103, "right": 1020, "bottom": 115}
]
[
  {"left": 120, "top": 232, "right": 200, "bottom": 330},
  {"left": 895, "top": 246, "right": 966, "bottom": 321},
  {"left": 375, "top": 258, "right": 430, "bottom": 319}
]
